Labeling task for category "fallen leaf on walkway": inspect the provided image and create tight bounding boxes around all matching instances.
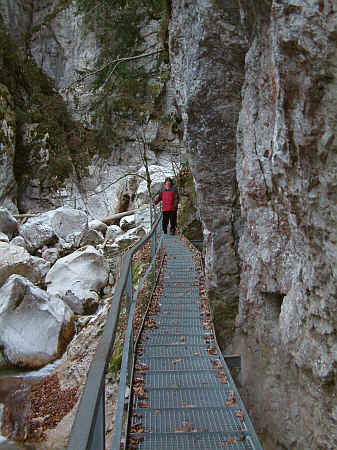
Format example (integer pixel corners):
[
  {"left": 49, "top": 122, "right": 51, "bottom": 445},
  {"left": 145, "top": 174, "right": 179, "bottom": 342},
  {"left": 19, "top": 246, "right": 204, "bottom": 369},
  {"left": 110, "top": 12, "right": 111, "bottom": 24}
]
[
  {"left": 130, "top": 423, "right": 144, "bottom": 433},
  {"left": 138, "top": 401, "right": 149, "bottom": 408},
  {"left": 211, "top": 360, "right": 222, "bottom": 369},
  {"left": 173, "top": 422, "right": 197, "bottom": 433},
  {"left": 235, "top": 410, "right": 244, "bottom": 420},
  {"left": 172, "top": 358, "right": 183, "bottom": 364}
]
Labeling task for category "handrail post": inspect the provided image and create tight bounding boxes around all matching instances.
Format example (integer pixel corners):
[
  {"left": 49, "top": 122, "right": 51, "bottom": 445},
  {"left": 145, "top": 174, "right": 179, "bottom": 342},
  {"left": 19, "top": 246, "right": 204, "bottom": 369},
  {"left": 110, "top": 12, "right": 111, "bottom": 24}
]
[{"left": 89, "top": 390, "right": 105, "bottom": 450}]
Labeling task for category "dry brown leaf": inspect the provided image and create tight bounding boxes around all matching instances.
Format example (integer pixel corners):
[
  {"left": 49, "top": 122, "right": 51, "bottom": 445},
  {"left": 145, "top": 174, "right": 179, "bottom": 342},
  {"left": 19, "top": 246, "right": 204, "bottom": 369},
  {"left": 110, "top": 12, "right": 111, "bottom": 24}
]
[{"left": 172, "top": 358, "right": 183, "bottom": 365}]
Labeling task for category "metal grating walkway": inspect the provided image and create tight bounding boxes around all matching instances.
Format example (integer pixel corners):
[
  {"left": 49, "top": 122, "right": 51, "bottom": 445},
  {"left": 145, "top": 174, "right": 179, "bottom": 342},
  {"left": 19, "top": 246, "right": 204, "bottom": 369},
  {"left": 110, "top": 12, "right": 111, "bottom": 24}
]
[{"left": 128, "top": 235, "right": 262, "bottom": 449}]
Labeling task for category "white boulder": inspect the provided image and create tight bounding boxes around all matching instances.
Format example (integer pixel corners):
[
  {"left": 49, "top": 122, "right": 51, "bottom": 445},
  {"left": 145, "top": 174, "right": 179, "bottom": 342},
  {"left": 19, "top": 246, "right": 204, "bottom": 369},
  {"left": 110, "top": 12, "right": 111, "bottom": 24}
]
[
  {"left": 18, "top": 206, "right": 88, "bottom": 252},
  {"left": 0, "top": 242, "right": 43, "bottom": 288},
  {"left": 135, "top": 206, "right": 152, "bottom": 233},
  {"left": 0, "top": 275, "right": 74, "bottom": 369},
  {"left": 45, "top": 246, "right": 109, "bottom": 314},
  {"left": 0, "top": 231, "right": 9, "bottom": 243},
  {"left": 50, "top": 206, "right": 88, "bottom": 242},
  {"left": 120, "top": 214, "right": 135, "bottom": 231},
  {"left": 114, "top": 226, "right": 145, "bottom": 249},
  {"left": 41, "top": 247, "right": 59, "bottom": 264},
  {"left": 76, "top": 228, "right": 104, "bottom": 247},
  {"left": 88, "top": 219, "right": 107, "bottom": 234},
  {"left": 0, "top": 208, "right": 18, "bottom": 239},
  {"left": 105, "top": 225, "right": 123, "bottom": 242},
  {"left": 10, "top": 236, "right": 27, "bottom": 249}
]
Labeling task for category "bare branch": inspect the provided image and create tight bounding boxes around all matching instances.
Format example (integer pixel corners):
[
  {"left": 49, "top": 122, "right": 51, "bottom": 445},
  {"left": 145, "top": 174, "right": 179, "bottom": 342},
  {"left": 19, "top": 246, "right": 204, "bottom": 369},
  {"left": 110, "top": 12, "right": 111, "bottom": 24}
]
[{"left": 70, "top": 49, "right": 164, "bottom": 87}]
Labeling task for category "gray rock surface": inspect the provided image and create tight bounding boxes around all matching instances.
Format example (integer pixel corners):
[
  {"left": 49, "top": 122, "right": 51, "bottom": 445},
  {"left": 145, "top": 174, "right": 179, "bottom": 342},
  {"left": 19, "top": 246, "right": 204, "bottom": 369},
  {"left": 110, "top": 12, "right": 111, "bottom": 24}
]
[
  {"left": 75, "top": 228, "right": 104, "bottom": 248},
  {"left": 18, "top": 206, "right": 88, "bottom": 252},
  {"left": 0, "top": 243, "right": 43, "bottom": 288},
  {"left": 0, "top": 208, "right": 18, "bottom": 238},
  {"left": 105, "top": 225, "right": 123, "bottom": 242},
  {"left": 0, "top": 275, "right": 74, "bottom": 369},
  {"left": 45, "top": 246, "right": 109, "bottom": 314},
  {"left": 88, "top": 219, "right": 107, "bottom": 234},
  {"left": 10, "top": 236, "right": 27, "bottom": 249},
  {"left": 169, "top": 0, "right": 247, "bottom": 345},
  {"left": 0, "top": 85, "right": 17, "bottom": 213},
  {"left": 0, "top": 232, "right": 9, "bottom": 243}
]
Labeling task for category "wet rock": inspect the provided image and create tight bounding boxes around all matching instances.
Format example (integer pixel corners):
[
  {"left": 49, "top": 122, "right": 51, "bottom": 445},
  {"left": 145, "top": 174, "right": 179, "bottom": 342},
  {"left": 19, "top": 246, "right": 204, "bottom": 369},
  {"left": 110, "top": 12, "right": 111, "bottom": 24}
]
[{"left": 0, "top": 275, "right": 74, "bottom": 369}]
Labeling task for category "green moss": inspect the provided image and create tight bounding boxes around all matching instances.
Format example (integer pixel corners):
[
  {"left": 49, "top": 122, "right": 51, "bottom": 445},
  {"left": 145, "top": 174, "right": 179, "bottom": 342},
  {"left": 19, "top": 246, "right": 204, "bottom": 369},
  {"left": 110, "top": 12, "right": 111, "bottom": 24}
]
[
  {"left": 177, "top": 162, "right": 203, "bottom": 241},
  {"left": 211, "top": 295, "right": 239, "bottom": 350},
  {"left": 108, "top": 332, "right": 123, "bottom": 378}
]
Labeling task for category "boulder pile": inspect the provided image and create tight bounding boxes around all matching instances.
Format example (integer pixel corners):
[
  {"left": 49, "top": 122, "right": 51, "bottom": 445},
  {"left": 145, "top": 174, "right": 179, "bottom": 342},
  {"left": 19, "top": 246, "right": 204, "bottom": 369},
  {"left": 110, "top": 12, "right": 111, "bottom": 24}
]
[{"left": 0, "top": 205, "right": 148, "bottom": 369}]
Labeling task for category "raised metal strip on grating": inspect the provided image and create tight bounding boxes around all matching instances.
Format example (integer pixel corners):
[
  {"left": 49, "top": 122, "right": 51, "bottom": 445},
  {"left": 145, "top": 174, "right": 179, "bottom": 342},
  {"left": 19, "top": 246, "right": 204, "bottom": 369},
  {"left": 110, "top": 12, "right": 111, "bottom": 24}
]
[
  {"left": 131, "top": 407, "right": 247, "bottom": 434},
  {"left": 133, "top": 386, "right": 232, "bottom": 409},
  {"left": 137, "top": 355, "right": 222, "bottom": 371},
  {"left": 130, "top": 432, "right": 255, "bottom": 449},
  {"left": 138, "top": 334, "right": 206, "bottom": 346},
  {"left": 139, "top": 345, "right": 210, "bottom": 357},
  {"left": 141, "top": 369, "right": 223, "bottom": 389},
  {"left": 143, "top": 325, "right": 203, "bottom": 335},
  {"left": 155, "top": 318, "right": 204, "bottom": 327}
]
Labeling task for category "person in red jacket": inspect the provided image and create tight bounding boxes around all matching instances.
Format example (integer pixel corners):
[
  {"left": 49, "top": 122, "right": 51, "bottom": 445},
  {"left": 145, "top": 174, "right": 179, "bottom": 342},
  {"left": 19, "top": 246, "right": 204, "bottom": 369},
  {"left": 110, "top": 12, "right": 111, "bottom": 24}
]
[{"left": 153, "top": 177, "right": 179, "bottom": 235}]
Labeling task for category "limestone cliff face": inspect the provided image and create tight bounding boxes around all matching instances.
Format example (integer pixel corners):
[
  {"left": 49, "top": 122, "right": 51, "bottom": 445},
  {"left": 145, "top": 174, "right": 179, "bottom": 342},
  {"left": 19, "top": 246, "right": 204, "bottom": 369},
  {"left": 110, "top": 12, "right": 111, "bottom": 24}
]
[
  {"left": 0, "top": 84, "right": 17, "bottom": 213},
  {"left": 170, "top": 0, "right": 337, "bottom": 448},
  {"left": 235, "top": 1, "right": 337, "bottom": 448},
  {"left": 170, "top": 0, "right": 247, "bottom": 346},
  {"left": 0, "top": 1, "right": 178, "bottom": 215}
]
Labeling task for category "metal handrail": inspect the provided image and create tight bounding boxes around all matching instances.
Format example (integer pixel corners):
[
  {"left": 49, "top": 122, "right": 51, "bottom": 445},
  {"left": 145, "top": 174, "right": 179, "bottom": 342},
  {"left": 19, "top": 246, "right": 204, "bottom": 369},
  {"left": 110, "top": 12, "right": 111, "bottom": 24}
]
[{"left": 67, "top": 210, "right": 162, "bottom": 450}]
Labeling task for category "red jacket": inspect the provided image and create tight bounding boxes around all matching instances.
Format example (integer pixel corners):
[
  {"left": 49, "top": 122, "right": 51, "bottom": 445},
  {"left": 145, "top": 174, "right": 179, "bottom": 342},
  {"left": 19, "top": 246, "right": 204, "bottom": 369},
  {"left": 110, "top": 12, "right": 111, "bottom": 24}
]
[{"left": 154, "top": 186, "right": 179, "bottom": 211}]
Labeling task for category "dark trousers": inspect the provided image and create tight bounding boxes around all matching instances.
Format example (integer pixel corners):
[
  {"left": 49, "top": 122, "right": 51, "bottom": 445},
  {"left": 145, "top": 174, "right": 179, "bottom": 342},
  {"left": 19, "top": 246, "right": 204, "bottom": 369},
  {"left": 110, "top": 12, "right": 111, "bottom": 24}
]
[{"left": 162, "top": 210, "right": 177, "bottom": 234}]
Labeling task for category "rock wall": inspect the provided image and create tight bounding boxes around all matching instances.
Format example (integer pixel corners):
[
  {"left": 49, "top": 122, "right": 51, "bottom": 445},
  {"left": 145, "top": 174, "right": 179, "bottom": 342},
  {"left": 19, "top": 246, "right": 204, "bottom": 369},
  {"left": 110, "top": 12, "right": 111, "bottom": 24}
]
[
  {"left": 0, "top": 84, "right": 17, "bottom": 213},
  {"left": 169, "top": 0, "right": 247, "bottom": 346},
  {"left": 171, "top": 0, "right": 337, "bottom": 448},
  {"left": 0, "top": 0, "right": 180, "bottom": 215},
  {"left": 235, "top": 1, "right": 337, "bottom": 448}
]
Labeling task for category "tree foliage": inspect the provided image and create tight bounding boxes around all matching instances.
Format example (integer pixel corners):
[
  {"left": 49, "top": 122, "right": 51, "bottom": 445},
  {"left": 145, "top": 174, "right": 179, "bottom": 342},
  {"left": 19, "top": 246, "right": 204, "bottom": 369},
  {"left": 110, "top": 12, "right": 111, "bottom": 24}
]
[{"left": 74, "top": 0, "right": 170, "bottom": 125}]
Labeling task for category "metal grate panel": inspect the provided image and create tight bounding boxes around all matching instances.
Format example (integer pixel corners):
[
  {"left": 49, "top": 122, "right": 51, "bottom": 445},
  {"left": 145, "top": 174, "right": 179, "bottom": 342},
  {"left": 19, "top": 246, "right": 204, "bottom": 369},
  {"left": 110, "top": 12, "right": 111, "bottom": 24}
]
[
  {"left": 138, "top": 334, "right": 207, "bottom": 346},
  {"left": 139, "top": 345, "right": 210, "bottom": 358},
  {"left": 131, "top": 407, "right": 247, "bottom": 434},
  {"left": 140, "top": 369, "right": 226, "bottom": 389},
  {"left": 129, "top": 432, "right": 254, "bottom": 450},
  {"left": 133, "top": 386, "right": 232, "bottom": 409},
  {"left": 127, "top": 234, "right": 262, "bottom": 450},
  {"left": 137, "top": 355, "right": 222, "bottom": 371}
]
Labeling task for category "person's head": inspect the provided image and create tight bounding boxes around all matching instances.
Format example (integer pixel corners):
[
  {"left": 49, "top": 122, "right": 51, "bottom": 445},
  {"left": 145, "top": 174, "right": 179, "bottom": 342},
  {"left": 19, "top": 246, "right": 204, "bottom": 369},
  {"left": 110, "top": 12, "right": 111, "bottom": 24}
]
[{"left": 164, "top": 177, "right": 173, "bottom": 187}]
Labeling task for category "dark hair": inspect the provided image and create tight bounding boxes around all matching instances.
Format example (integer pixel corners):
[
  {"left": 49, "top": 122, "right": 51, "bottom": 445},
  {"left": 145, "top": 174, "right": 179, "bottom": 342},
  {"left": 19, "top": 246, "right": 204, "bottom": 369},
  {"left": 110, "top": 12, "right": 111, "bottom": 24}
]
[{"left": 165, "top": 177, "right": 173, "bottom": 184}]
